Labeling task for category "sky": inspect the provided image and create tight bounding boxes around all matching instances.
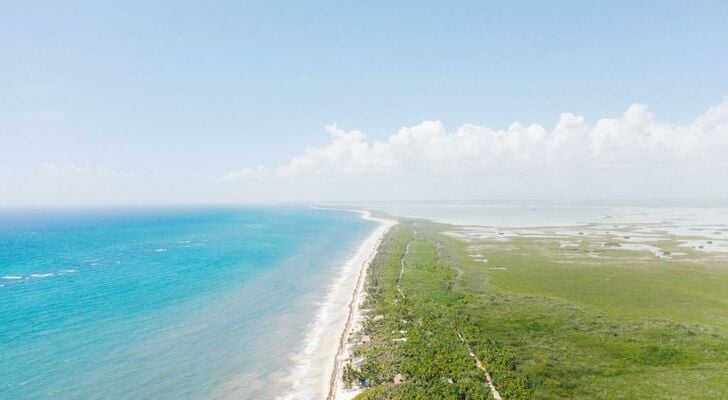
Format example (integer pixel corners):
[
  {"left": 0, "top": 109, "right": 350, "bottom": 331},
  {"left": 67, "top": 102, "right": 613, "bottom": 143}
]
[{"left": 1, "top": 1, "right": 727, "bottom": 206}]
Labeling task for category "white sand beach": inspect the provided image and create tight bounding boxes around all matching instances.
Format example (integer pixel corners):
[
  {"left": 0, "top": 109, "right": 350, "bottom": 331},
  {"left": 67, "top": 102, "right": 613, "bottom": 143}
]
[{"left": 277, "top": 210, "right": 396, "bottom": 400}]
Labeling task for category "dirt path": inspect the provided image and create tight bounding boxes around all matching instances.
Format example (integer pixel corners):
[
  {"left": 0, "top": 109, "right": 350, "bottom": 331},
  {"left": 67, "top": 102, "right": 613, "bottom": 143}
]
[
  {"left": 457, "top": 332, "right": 503, "bottom": 400},
  {"left": 398, "top": 240, "right": 501, "bottom": 399},
  {"left": 337, "top": 233, "right": 502, "bottom": 400},
  {"left": 396, "top": 241, "right": 411, "bottom": 298}
]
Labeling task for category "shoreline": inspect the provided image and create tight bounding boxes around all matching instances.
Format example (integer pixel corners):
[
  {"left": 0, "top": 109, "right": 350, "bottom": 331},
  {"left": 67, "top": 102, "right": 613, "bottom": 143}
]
[{"left": 277, "top": 209, "right": 396, "bottom": 400}]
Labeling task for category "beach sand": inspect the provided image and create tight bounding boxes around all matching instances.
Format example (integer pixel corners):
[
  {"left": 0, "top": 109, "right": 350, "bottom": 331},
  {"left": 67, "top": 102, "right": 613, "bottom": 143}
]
[{"left": 276, "top": 210, "right": 396, "bottom": 400}]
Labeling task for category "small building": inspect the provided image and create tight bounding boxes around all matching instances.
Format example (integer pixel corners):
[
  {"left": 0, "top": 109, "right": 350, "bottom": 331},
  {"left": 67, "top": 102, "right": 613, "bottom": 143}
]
[{"left": 394, "top": 373, "right": 405, "bottom": 384}]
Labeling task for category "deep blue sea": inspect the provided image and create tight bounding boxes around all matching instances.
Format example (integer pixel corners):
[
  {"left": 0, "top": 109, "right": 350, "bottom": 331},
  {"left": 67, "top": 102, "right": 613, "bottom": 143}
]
[{"left": 0, "top": 206, "right": 375, "bottom": 399}]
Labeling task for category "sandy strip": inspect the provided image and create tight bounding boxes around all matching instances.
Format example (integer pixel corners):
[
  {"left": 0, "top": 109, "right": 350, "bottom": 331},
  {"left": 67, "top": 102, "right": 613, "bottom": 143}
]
[{"left": 276, "top": 209, "right": 396, "bottom": 400}]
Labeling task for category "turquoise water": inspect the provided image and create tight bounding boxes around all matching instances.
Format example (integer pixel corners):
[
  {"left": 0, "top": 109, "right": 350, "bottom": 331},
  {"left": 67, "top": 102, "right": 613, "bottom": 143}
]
[{"left": 0, "top": 206, "right": 375, "bottom": 399}]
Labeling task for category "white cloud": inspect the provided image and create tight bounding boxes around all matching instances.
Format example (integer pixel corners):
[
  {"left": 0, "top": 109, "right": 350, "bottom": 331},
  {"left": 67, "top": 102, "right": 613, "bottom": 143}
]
[
  {"left": 4, "top": 99, "right": 727, "bottom": 206},
  {"left": 232, "top": 98, "right": 728, "bottom": 181},
  {"left": 274, "top": 125, "right": 396, "bottom": 178}
]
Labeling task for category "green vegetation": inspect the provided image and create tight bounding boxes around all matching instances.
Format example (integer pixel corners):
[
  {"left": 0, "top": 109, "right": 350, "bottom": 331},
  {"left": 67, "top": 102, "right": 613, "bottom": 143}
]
[
  {"left": 348, "top": 223, "right": 528, "bottom": 399},
  {"left": 347, "top": 221, "right": 728, "bottom": 399}
]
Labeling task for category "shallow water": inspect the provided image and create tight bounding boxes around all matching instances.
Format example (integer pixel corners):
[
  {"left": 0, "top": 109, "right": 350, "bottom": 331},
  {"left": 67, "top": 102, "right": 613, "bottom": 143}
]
[
  {"left": 0, "top": 206, "right": 375, "bottom": 399},
  {"left": 365, "top": 201, "right": 728, "bottom": 228}
]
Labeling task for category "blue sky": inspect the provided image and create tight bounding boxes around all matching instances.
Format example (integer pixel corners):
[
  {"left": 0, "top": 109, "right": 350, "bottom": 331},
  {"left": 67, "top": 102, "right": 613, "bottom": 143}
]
[{"left": 2, "top": 1, "right": 727, "bottom": 205}]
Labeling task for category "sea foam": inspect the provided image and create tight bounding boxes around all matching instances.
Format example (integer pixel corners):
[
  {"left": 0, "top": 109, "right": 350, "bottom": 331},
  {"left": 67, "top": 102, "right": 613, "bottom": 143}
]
[{"left": 277, "top": 210, "right": 395, "bottom": 400}]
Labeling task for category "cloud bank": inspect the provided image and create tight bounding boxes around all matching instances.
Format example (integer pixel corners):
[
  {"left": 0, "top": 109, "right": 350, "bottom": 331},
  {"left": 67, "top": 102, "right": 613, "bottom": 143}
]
[
  {"left": 3, "top": 99, "right": 727, "bottom": 206},
  {"left": 220, "top": 99, "right": 727, "bottom": 182}
]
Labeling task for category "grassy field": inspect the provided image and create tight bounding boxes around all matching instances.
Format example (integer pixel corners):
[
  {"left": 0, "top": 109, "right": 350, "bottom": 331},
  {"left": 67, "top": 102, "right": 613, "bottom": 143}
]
[{"left": 346, "top": 220, "right": 728, "bottom": 399}]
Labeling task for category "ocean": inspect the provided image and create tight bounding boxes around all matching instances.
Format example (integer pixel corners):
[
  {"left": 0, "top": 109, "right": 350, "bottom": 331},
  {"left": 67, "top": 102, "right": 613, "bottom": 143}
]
[{"left": 0, "top": 206, "right": 377, "bottom": 400}]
